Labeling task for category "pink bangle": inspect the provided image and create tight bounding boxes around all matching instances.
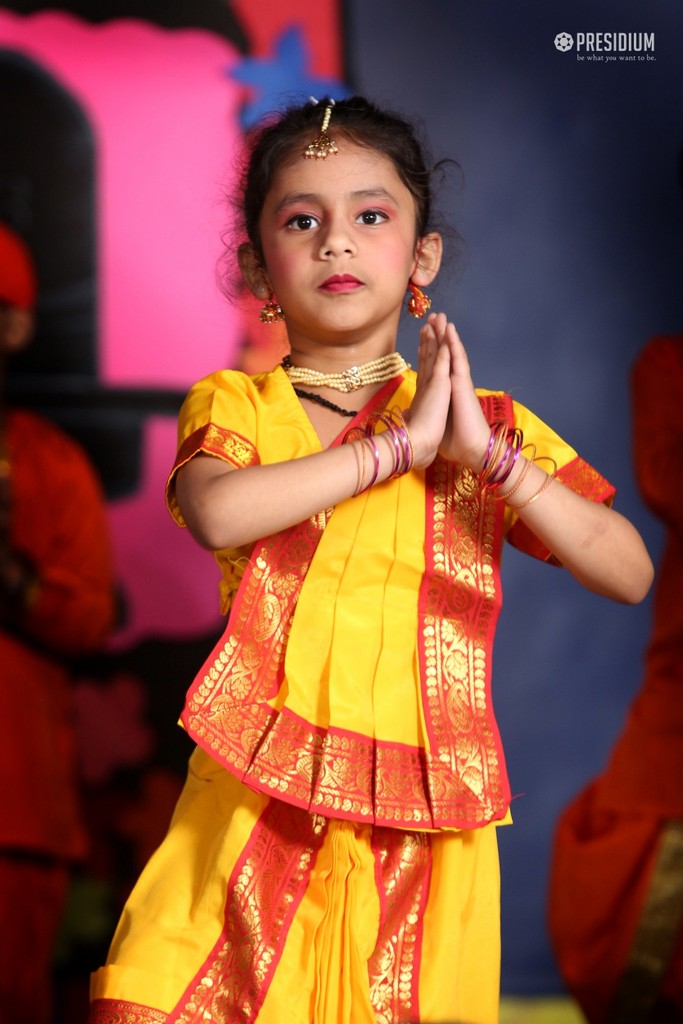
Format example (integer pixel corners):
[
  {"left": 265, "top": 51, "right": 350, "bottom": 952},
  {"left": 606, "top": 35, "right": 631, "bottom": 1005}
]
[
  {"left": 386, "top": 407, "right": 414, "bottom": 475},
  {"left": 363, "top": 409, "right": 415, "bottom": 479},
  {"left": 480, "top": 422, "right": 508, "bottom": 484},
  {"left": 367, "top": 413, "right": 402, "bottom": 476},
  {"left": 392, "top": 423, "right": 413, "bottom": 475},
  {"left": 490, "top": 428, "right": 523, "bottom": 486},
  {"left": 479, "top": 423, "right": 525, "bottom": 490}
]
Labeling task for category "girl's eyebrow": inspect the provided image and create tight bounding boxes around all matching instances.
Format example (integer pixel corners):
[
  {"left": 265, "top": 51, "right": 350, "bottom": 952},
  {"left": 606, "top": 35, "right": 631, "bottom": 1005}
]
[
  {"left": 273, "top": 192, "right": 318, "bottom": 213},
  {"left": 352, "top": 188, "right": 400, "bottom": 205},
  {"left": 273, "top": 187, "right": 400, "bottom": 214}
]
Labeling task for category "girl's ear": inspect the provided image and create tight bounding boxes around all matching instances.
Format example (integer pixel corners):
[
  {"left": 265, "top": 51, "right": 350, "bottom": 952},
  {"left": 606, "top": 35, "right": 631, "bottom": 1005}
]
[
  {"left": 411, "top": 232, "right": 443, "bottom": 287},
  {"left": 238, "top": 243, "right": 272, "bottom": 299}
]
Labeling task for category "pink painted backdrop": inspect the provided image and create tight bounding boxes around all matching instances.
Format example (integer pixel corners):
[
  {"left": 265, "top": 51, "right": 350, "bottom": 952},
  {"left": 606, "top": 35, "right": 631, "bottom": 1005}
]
[
  {"left": 0, "top": 10, "right": 245, "bottom": 643},
  {"left": 0, "top": 5, "right": 344, "bottom": 648},
  {"left": 0, "top": 10, "right": 244, "bottom": 388}
]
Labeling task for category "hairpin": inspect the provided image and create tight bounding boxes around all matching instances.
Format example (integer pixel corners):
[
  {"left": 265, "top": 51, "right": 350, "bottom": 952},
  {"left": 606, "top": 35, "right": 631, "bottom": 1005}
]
[{"left": 303, "top": 98, "right": 339, "bottom": 160}]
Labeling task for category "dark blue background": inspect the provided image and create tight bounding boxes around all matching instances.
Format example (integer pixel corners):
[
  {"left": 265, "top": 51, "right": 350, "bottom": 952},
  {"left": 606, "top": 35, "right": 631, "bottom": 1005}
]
[{"left": 345, "top": 0, "right": 682, "bottom": 993}]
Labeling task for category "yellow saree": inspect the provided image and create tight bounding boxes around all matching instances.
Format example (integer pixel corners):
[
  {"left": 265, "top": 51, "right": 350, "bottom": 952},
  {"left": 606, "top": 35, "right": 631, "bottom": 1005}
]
[{"left": 89, "top": 367, "right": 614, "bottom": 1024}]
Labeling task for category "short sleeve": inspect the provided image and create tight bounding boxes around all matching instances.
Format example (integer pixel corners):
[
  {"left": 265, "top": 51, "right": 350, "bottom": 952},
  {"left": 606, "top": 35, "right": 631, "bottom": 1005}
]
[
  {"left": 166, "top": 370, "right": 261, "bottom": 527},
  {"left": 503, "top": 398, "right": 616, "bottom": 563}
]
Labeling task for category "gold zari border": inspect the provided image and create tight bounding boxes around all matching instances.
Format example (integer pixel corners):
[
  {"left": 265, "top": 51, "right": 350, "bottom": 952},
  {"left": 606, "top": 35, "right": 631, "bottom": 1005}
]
[
  {"left": 175, "top": 422, "right": 259, "bottom": 471},
  {"left": 89, "top": 1000, "right": 167, "bottom": 1023},
  {"left": 369, "top": 828, "right": 431, "bottom": 1021},
  {"left": 168, "top": 800, "right": 327, "bottom": 1023}
]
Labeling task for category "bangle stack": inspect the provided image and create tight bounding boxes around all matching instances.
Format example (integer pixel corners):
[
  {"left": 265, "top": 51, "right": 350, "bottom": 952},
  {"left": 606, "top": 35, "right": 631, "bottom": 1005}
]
[
  {"left": 479, "top": 422, "right": 524, "bottom": 489},
  {"left": 478, "top": 422, "right": 558, "bottom": 508},
  {"left": 343, "top": 406, "right": 414, "bottom": 496},
  {"left": 504, "top": 452, "right": 558, "bottom": 509}
]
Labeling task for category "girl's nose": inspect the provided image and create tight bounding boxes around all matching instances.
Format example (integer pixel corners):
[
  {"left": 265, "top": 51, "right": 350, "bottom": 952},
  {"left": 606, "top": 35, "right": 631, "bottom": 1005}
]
[{"left": 318, "top": 219, "right": 356, "bottom": 258}]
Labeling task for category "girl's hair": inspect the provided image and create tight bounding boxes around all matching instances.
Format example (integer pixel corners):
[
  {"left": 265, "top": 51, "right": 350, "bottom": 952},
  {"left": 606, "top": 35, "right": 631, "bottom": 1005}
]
[{"left": 239, "top": 95, "right": 439, "bottom": 257}]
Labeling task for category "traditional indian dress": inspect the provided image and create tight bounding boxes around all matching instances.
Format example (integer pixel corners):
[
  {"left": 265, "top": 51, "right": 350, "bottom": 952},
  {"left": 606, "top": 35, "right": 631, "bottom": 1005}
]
[{"left": 89, "top": 366, "right": 613, "bottom": 1024}]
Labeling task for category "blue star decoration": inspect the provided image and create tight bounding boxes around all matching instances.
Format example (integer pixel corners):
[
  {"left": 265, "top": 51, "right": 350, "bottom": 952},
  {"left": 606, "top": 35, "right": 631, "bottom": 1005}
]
[{"left": 230, "top": 24, "right": 351, "bottom": 130}]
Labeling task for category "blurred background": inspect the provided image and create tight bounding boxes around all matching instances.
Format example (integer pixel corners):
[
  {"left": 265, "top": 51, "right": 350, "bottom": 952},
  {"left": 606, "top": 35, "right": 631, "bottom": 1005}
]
[{"left": 1, "top": 0, "right": 681, "bottom": 1019}]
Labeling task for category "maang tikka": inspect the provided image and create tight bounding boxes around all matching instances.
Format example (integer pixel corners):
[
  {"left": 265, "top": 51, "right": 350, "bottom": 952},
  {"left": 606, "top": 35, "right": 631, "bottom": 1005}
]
[{"left": 303, "top": 98, "right": 339, "bottom": 160}]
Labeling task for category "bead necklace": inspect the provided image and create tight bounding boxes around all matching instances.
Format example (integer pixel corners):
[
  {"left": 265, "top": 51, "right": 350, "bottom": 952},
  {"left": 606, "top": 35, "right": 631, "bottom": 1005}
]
[
  {"left": 293, "top": 388, "right": 358, "bottom": 417},
  {"left": 281, "top": 352, "right": 409, "bottom": 393}
]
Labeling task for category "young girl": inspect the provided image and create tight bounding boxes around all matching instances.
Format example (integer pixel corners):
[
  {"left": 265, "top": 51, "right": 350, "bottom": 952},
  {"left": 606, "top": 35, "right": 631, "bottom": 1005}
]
[{"left": 89, "top": 96, "right": 653, "bottom": 1024}]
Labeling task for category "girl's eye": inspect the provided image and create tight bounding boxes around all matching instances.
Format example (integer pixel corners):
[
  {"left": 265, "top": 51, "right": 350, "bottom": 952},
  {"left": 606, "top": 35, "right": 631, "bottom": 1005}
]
[
  {"left": 357, "top": 209, "right": 388, "bottom": 226},
  {"left": 287, "top": 214, "right": 319, "bottom": 231}
]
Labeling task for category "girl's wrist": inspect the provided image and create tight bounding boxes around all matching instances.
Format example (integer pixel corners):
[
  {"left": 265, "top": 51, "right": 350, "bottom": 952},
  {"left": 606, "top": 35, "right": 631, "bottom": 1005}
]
[
  {"left": 463, "top": 431, "right": 496, "bottom": 474},
  {"left": 343, "top": 408, "right": 416, "bottom": 491}
]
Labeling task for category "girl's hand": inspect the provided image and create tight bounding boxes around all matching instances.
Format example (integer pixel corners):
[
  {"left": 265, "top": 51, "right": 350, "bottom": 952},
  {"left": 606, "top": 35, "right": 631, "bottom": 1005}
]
[
  {"left": 425, "top": 313, "right": 491, "bottom": 470},
  {"left": 404, "top": 314, "right": 453, "bottom": 467}
]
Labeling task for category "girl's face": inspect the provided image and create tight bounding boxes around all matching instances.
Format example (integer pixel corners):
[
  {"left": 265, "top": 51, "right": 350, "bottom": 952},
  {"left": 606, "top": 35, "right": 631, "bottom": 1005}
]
[{"left": 250, "top": 142, "right": 440, "bottom": 359}]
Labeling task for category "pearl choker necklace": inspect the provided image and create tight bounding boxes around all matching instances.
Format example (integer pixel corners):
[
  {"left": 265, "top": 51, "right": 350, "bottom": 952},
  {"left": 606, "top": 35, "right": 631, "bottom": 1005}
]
[{"left": 281, "top": 352, "right": 409, "bottom": 393}]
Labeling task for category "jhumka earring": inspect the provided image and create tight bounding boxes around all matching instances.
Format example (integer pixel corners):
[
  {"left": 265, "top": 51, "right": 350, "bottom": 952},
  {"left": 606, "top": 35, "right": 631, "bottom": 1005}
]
[
  {"left": 407, "top": 281, "right": 432, "bottom": 318},
  {"left": 303, "top": 98, "right": 339, "bottom": 160},
  {"left": 259, "top": 296, "right": 285, "bottom": 324}
]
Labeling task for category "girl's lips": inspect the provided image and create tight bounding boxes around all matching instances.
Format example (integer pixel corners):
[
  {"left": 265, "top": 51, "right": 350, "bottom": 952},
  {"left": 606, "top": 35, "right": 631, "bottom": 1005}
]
[{"left": 319, "top": 274, "right": 363, "bottom": 293}]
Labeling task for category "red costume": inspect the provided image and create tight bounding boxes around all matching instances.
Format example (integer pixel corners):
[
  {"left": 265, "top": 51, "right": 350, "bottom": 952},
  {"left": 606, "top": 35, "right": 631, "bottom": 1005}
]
[
  {"left": 548, "top": 335, "right": 683, "bottom": 1022},
  {"left": 0, "top": 408, "right": 115, "bottom": 1024}
]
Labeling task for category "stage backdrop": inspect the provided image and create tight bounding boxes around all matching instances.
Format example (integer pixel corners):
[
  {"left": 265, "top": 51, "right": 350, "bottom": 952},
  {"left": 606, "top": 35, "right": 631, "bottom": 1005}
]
[{"left": 1, "top": 0, "right": 682, "bottom": 1004}]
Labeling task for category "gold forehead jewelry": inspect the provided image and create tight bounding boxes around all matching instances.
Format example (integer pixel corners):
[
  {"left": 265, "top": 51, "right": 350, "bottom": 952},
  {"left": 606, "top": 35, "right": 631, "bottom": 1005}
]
[
  {"left": 281, "top": 352, "right": 409, "bottom": 393},
  {"left": 303, "top": 99, "right": 339, "bottom": 160}
]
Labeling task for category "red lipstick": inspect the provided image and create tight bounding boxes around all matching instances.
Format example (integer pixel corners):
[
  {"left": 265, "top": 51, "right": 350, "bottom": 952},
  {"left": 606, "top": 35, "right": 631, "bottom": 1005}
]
[{"left": 319, "top": 274, "right": 363, "bottom": 293}]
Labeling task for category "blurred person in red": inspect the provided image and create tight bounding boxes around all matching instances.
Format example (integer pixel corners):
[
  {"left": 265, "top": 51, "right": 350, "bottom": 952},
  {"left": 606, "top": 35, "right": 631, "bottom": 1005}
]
[
  {"left": 548, "top": 332, "right": 683, "bottom": 1023},
  {"left": 0, "top": 222, "right": 116, "bottom": 1024}
]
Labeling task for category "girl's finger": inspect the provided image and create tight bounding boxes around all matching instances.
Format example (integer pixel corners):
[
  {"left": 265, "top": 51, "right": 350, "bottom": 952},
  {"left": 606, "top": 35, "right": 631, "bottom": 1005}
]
[{"left": 418, "top": 321, "right": 437, "bottom": 376}]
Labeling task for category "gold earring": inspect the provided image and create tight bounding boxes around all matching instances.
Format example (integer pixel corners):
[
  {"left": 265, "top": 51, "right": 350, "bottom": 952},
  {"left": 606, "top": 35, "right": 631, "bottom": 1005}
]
[
  {"left": 407, "top": 282, "right": 431, "bottom": 318},
  {"left": 259, "top": 296, "right": 285, "bottom": 324}
]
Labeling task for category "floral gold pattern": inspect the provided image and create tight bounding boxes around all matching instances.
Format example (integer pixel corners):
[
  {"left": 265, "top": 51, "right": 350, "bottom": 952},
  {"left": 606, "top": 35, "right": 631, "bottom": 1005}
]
[
  {"left": 166, "top": 424, "right": 260, "bottom": 523},
  {"left": 167, "top": 800, "right": 327, "bottom": 1023},
  {"left": 89, "top": 1000, "right": 168, "bottom": 1023},
  {"left": 369, "top": 828, "right": 431, "bottom": 1021},
  {"left": 176, "top": 422, "right": 259, "bottom": 470},
  {"left": 183, "top": 510, "right": 330, "bottom": 722},
  {"left": 417, "top": 393, "right": 511, "bottom": 823}
]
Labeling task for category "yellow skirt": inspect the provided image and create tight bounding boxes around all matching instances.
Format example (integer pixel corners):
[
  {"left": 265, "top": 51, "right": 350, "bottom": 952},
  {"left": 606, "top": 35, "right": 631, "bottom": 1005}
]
[{"left": 89, "top": 748, "right": 502, "bottom": 1024}]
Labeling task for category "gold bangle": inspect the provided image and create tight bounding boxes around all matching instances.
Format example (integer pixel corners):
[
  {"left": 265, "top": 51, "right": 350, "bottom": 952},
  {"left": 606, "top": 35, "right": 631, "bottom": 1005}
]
[
  {"left": 343, "top": 426, "right": 366, "bottom": 496},
  {"left": 354, "top": 437, "right": 369, "bottom": 496},
  {"left": 496, "top": 443, "right": 536, "bottom": 501},
  {"left": 505, "top": 456, "right": 558, "bottom": 509}
]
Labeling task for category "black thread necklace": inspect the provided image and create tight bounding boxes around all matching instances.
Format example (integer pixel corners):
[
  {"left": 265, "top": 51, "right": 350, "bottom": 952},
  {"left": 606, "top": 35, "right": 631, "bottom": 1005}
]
[{"left": 293, "top": 387, "right": 358, "bottom": 417}]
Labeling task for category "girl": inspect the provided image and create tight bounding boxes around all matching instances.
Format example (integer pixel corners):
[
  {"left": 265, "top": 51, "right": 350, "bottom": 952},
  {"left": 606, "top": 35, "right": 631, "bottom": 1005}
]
[{"left": 89, "top": 96, "right": 653, "bottom": 1024}]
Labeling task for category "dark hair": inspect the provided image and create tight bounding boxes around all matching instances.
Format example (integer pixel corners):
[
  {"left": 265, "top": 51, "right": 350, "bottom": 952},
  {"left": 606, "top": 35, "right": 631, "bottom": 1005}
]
[{"left": 239, "top": 95, "right": 440, "bottom": 257}]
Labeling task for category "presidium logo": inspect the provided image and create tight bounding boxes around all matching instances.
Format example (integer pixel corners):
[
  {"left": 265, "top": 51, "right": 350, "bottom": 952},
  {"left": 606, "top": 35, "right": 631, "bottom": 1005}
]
[{"left": 554, "top": 31, "right": 656, "bottom": 61}]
